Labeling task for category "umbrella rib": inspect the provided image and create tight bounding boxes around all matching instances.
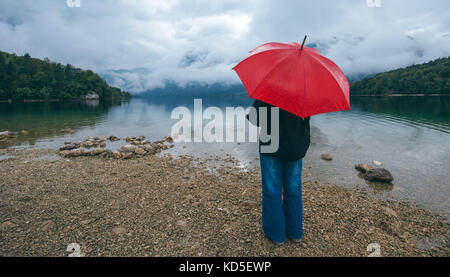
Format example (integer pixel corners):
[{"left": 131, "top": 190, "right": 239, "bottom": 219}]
[
  {"left": 232, "top": 48, "right": 292, "bottom": 71},
  {"left": 304, "top": 51, "right": 349, "bottom": 104},
  {"left": 250, "top": 50, "right": 298, "bottom": 97}
]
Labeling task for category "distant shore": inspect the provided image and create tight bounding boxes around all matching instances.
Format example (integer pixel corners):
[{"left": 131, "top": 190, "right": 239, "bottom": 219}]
[
  {"left": 0, "top": 147, "right": 448, "bottom": 257},
  {"left": 0, "top": 97, "right": 131, "bottom": 103}
]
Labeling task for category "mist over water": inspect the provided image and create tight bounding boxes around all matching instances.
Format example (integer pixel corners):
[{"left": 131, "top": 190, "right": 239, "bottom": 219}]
[{"left": 1, "top": 95, "right": 449, "bottom": 218}]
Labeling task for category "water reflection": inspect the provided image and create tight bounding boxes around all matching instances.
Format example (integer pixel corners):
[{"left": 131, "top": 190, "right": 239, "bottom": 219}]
[
  {"left": 0, "top": 99, "right": 128, "bottom": 148},
  {"left": 0, "top": 95, "right": 449, "bottom": 219}
]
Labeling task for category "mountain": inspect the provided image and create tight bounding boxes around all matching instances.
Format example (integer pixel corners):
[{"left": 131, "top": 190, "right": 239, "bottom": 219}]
[
  {"left": 136, "top": 81, "right": 247, "bottom": 97},
  {"left": 350, "top": 57, "right": 450, "bottom": 95},
  {"left": 0, "top": 51, "right": 131, "bottom": 100}
]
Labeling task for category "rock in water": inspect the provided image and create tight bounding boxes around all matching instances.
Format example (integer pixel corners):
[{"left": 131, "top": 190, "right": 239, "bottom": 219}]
[
  {"left": 135, "top": 148, "right": 147, "bottom": 156},
  {"left": 121, "top": 144, "right": 136, "bottom": 153},
  {"left": 355, "top": 163, "right": 372, "bottom": 173},
  {"left": 0, "top": 131, "right": 18, "bottom": 139},
  {"left": 108, "top": 135, "right": 120, "bottom": 142},
  {"left": 60, "top": 128, "right": 74, "bottom": 134},
  {"left": 164, "top": 136, "right": 174, "bottom": 143},
  {"left": 320, "top": 153, "right": 333, "bottom": 161},
  {"left": 373, "top": 160, "right": 383, "bottom": 166},
  {"left": 364, "top": 168, "right": 394, "bottom": 183},
  {"left": 59, "top": 144, "right": 77, "bottom": 151}
]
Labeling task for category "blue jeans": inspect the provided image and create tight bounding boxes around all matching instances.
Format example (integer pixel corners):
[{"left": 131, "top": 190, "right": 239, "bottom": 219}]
[{"left": 259, "top": 154, "right": 303, "bottom": 243}]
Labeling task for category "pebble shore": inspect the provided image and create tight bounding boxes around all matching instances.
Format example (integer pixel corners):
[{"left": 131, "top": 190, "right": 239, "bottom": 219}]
[{"left": 0, "top": 148, "right": 448, "bottom": 257}]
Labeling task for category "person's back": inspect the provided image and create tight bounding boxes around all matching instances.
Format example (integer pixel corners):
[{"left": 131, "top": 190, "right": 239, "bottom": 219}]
[
  {"left": 247, "top": 99, "right": 311, "bottom": 244},
  {"left": 249, "top": 99, "right": 310, "bottom": 160}
]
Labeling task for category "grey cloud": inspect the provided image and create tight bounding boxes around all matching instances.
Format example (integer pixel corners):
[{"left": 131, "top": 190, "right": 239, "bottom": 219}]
[{"left": 0, "top": 0, "right": 449, "bottom": 93}]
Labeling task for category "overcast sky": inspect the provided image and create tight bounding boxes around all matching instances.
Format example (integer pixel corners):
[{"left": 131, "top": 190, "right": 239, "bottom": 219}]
[{"left": 0, "top": 0, "right": 449, "bottom": 92}]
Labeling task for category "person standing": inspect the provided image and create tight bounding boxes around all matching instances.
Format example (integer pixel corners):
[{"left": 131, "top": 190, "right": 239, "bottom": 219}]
[{"left": 248, "top": 99, "right": 311, "bottom": 245}]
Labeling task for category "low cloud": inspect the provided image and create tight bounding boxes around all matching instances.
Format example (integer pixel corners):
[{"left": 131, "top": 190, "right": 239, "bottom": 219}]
[{"left": 1, "top": 0, "right": 449, "bottom": 93}]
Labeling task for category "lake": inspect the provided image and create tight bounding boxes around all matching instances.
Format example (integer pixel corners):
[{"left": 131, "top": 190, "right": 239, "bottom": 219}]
[{"left": 1, "top": 95, "right": 449, "bottom": 219}]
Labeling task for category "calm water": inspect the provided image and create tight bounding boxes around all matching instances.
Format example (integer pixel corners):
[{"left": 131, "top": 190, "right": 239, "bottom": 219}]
[{"left": 1, "top": 95, "right": 449, "bottom": 218}]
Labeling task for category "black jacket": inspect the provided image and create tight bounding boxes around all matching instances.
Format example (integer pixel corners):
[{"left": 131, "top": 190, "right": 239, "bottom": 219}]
[{"left": 247, "top": 99, "right": 310, "bottom": 161}]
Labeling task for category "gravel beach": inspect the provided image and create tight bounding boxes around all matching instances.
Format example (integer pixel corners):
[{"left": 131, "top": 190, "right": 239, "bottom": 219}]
[{"left": 0, "top": 148, "right": 448, "bottom": 257}]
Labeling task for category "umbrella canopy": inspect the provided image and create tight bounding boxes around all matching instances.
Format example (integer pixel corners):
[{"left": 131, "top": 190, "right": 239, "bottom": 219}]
[{"left": 233, "top": 38, "right": 350, "bottom": 118}]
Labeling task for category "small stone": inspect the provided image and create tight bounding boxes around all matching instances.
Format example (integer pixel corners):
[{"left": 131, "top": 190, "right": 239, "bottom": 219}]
[
  {"left": 108, "top": 135, "right": 120, "bottom": 142},
  {"left": 111, "top": 227, "right": 126, "bottom": 235},
  {"left": 373, "top": 160, "right": 383, "bottom": 166},
  {"left": 113, "top": 151, "right": 122, "bottom": 159},
  {"left": 320, "top": 153, "right": 332, "bottom": 161},
  {"left": 121, "top": 152, "right": 133, "bottom": 159},
  {"left": 176, "top": 220, "right": 187, "bottom": 228},
  {"left": 164, "top": 136, "right": 174, "bottom": 143},
  {"left": 135, "top": 148, "right": 147, "bottom": 155},
  {"left": 59, "top": 144, "right": 77, "bottom": 151},
  {"left": 355, "top": 163, "right": 372, "bottom": 173},
  {"left": 364, "top": 168, "right": 394, "bottom": 183},
  {"left": 382, "top": 206, "right": 398, "bottom": 217},
  {"left": 41, "top": 220, "right": 55, "bottom": 231},
  {"left": 1, "top": 221, "right": 17, "bottom": 230},
  {"left": 121, "top": 144, "right": 136, "bottom": 153},
  {"left": 62, "top": 148, "right": 86, "bottom": 157},
  {"left": 90, "top": 148, "right": 105, "bottom": 156}
]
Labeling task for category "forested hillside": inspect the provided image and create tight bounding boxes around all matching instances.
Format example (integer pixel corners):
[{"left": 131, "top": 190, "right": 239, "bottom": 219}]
[
  {"left": 350, "top": 57, "right": 450, "bottom": 95},
  {"left": 0, "top": 51, "right": 130, "bottom": 100}
]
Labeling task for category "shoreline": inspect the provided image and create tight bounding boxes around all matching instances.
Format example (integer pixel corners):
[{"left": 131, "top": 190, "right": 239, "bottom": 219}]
[
  {"left": 0, "top": 147, "right": 448, "bottom": 257},
  {"left": 2, "top": 94, "right": 449, "bottom": 103}
]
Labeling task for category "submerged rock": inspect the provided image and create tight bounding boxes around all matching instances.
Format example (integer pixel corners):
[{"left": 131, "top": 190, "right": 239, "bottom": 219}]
[
  {"left": 60, "top": 128, "right": 74, "bottom": 134},
  {"left": 364, "top": 168, "right": 394, "bottom": 183}
]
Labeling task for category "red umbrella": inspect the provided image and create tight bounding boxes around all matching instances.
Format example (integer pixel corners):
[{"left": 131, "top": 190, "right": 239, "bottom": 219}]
[{"left": 233, "top": 36, "right": 350, "bottom": 118}]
